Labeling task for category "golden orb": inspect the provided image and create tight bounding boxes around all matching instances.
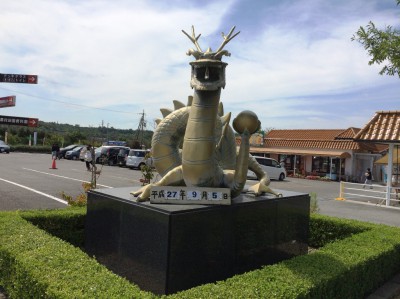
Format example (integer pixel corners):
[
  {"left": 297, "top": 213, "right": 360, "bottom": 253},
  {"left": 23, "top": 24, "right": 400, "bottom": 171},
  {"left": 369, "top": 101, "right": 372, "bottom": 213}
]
[{"left": 232, "top": 110, "right": 261, "bottom": 134}]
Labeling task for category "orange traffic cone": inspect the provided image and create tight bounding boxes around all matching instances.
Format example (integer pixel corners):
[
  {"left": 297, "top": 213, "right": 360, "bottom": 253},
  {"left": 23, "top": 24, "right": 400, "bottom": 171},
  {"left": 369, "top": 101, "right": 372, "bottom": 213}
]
[{"left": 50, "top": 157, "right": 57, "bottom": 169}]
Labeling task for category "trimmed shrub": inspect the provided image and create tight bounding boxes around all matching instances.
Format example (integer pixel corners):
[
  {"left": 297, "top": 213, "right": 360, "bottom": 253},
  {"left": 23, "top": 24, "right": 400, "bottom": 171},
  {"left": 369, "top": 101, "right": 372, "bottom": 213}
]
[
  {"left": 1, "top": 209, "right": 400, "bottom": 298},
  {"left": 11, "top": 145, "right": 51, "bottom": 153},
  {"left": 0, "top": 210, "right": 155, "bottom": 299},
  {"left": 308, "top": 213, "right": 372, "bottom": 248},
  {"left": 20, "top": 208, "right": 86, "bottom": 248}
]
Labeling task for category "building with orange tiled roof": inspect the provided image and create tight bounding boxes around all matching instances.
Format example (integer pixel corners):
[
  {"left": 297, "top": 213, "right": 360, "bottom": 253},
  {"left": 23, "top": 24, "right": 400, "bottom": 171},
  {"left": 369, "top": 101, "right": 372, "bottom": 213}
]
[
  {"left": 354, "top": 111, "right": 400, "bottom": 205},
  {"left": 237, "top": 127, "right": 387, "bottom": 181},
  {"left": 354, "top": 111, "right": 400, "bottom": 142}
]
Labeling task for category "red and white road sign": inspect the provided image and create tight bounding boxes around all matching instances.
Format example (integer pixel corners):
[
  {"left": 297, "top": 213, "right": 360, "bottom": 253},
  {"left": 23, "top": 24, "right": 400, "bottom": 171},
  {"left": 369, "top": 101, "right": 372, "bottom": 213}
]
[
  {"left": 0, "top": 115, "right": 39, "bottom": 127},
  {"left": 0, "top": 73, "right": 38, "bottom": 84},
  {"left": 0, "top": 96, "right": 16, "bottom": 108},
  {"left": 28, "top": 118, "right": 38, "bottom": 127}
]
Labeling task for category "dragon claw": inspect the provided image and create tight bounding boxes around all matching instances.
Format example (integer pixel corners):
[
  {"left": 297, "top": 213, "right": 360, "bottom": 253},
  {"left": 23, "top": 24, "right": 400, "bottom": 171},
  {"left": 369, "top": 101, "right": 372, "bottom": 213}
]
[
  {"left": 248, "top": 182, "right": 282, "bottom": 198},
  {"left": 130, "top": 184, "right": 152, "bottom": 202},
  {"left": 134, "top": 196, "right": 149, "bottom": 202}
]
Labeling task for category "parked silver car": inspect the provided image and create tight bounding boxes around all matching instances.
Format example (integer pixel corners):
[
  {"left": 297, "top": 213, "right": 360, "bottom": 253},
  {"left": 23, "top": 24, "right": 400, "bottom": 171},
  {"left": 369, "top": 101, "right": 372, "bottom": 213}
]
[
  {"left": 0, "top": 140, "right": 10, "bottom": 153},
  {"left": 126, "top": 149, "right": 152, "bottom": 169},
  {"left": 247, "top": 156, "right": 286, "bottom": 181}
]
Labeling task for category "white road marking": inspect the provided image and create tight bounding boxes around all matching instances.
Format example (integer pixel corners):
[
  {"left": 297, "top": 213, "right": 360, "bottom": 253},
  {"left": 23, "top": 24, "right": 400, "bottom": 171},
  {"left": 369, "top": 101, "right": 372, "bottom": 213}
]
[
  {"left": 22, "top": 168, "right": 113, "bottom": 188},
  {"left": 70, "top": 168, "right": 137, "bottom": 182},
  {"left": 0, "top": 177, "right": 68, "bottom": 205}
]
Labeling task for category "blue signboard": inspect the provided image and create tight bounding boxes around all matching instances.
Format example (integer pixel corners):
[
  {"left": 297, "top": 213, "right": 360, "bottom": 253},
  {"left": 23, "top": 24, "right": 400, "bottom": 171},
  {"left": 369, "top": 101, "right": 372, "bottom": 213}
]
[{"left": 103, "top": 140, "right": 127, "bottom": 146}]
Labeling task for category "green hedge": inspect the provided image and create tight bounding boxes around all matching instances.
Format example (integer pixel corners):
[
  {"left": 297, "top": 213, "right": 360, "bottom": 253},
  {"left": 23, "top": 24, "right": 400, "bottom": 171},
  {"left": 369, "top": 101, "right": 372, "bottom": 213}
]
[
  {"left": 308, "top": 213, "right": 372, "bottom": 248},
  {"left": 0, "top": 210, "right": 155, "bottom": 299},
  {"left": 10, "top": 145, "right": 51, "bottom": 153},
  {"left": 1, "top": 209, "right": 400, "bottom": 298},
  {"left": 20, "top": 208, "right": 86, "bottom": 249}
]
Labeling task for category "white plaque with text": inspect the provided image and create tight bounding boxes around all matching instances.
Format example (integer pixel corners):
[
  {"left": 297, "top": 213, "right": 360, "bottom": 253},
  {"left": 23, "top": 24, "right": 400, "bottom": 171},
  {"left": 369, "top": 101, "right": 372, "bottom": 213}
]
[{"left": 150, "top": 186, "right": 231, "bottom": 205}]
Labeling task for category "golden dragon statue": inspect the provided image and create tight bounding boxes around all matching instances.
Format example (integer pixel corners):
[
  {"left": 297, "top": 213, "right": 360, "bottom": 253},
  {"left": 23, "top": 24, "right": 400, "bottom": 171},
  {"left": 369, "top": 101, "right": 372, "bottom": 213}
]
[{"left": 132, "top": 26, "right": 281, "bottom": 201}]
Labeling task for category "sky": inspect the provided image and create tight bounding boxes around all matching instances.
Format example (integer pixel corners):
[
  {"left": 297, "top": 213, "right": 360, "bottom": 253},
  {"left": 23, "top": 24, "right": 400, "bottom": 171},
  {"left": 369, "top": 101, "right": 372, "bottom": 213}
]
[{"left": 0, "top": 0, "right": 399, "bottom": 132}]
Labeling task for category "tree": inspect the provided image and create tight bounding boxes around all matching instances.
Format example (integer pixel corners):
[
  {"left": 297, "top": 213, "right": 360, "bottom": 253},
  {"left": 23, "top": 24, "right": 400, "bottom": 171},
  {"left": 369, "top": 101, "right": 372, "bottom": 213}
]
[{"left": 351, "top": 0, "right": 400, "bottom": 77}]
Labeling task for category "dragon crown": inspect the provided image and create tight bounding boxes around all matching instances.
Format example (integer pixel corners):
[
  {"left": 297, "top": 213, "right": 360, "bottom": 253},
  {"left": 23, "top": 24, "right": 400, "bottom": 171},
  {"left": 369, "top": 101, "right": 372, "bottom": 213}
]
[{"left": 182, "top": 26, "right": 240, "bottom": 61}]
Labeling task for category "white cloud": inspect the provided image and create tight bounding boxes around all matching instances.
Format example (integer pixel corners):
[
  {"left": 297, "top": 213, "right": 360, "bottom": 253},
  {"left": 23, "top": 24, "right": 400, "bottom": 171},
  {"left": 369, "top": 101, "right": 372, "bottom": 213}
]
[{"left": 0, "top": 0, "right": 399, "bottom": 130}]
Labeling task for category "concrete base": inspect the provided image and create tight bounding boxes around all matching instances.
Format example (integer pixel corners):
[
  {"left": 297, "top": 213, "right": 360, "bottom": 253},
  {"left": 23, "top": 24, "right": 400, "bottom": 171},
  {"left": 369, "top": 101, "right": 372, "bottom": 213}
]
[{"left": 85, "top": 186, "right": 310, "bottom": 295}]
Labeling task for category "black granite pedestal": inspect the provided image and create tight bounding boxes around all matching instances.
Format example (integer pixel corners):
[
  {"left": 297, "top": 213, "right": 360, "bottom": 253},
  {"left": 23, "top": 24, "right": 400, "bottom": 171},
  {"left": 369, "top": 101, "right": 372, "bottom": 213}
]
[{"left": 85, "top": 187, "right": 310, "bottom": 295}]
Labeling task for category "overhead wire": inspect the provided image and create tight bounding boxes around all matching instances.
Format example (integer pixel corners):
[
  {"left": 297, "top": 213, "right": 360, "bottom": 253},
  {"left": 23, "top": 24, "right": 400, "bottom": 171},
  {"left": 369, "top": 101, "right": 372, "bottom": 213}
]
[
  {"left": 0, "top": 85, "right": 157, "bottom": 129},
  {"left": 0, "top": 86, "right": 136, "bottom": 115}
]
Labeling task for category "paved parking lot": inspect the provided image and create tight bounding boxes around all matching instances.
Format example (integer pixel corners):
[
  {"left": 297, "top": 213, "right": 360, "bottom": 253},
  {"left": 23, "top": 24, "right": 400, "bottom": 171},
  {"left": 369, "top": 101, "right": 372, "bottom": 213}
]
[
  {"left": 1, "top": 152, "right": 400, "bottom": 298},
  {"left": 1, "top": 152, "right": 400, "bottom": 226},
  {"left": 0, "top": 152, "right": 144, "bottom": 210}
]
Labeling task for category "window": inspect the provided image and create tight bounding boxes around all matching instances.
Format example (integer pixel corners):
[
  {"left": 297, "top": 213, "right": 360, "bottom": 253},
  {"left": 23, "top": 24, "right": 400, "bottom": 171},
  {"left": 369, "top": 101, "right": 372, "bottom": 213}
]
[
  {"left": 271, "top": 160, "right": 278, "bottom": 167},
  {"left": 256, "top": 158, "right": 265, "bottom": 166},
  {"left": 133, "top": 151, "right": 145, "bottom": 157},
  {"left": 255, "top": 158, "right": 276, "bottom": 167}
]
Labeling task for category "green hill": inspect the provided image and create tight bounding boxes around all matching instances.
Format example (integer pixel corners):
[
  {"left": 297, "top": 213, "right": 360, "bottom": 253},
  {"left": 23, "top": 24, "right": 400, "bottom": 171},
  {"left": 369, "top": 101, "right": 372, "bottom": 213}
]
[{"left": 0, "top": 121, "right": 153, "bottom": 149}]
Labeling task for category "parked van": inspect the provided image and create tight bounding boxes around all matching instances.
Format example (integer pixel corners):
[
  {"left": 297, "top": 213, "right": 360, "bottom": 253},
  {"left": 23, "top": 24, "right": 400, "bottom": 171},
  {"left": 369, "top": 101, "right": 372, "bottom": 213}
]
[
  {"left": 95, "top": 145, "right": 130, "bottom": 165},
  {"left": 247, "top": 156, "right": 286, "bottom": 181},
  {"left": 117, "top": 147, "right": 131, "bottom": 167},
  {"left": 126, "top": 149, "right": 152, "bottom": 169}
]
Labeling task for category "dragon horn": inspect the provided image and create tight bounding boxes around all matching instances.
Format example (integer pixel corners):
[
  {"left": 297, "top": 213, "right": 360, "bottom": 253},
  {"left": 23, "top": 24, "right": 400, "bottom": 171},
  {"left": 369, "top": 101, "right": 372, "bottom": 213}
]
[
  {"left": 215, "top": 26, "right": 240, "bottom": 53},
  {"left": 182, "top": 26, "right": 203, "bottom": 53}
]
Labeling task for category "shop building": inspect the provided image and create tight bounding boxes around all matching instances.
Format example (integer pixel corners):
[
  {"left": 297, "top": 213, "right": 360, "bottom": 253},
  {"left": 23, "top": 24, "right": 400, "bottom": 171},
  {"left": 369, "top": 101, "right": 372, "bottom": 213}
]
[{"left": 244, "top": 128, "right": 386, "bottom": 182}]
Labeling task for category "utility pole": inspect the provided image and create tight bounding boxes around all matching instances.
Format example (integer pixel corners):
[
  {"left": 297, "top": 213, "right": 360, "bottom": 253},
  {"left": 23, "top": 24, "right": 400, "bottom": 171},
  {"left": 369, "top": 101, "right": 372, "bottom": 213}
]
[
  {"left": 135, "top": 110, "right": 146, "bottom": 148},
  {"left": 106, "top": 123, "right": 109, "bottom": 142},
  {"left": 90, "top": 146, "right": 97, "bottom": 188}
]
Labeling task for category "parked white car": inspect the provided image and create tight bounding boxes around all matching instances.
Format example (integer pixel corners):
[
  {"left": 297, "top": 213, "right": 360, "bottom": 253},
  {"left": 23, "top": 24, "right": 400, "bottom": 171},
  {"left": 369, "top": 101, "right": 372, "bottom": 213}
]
[
  {"left": 126, "top": 149, "right": 152, "bottom": 169},
  {"left": 247, "top": 156, "right": 286, "bottom": 181}
]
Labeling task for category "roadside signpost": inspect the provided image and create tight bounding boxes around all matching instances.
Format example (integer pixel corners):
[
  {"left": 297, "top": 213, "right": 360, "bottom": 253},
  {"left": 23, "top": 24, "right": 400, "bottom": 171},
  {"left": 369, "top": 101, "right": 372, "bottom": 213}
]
[
  {"left": 0, "top": 96, "right": 16, "bottom": 108},
  {"left": 0, "top": 73, "right": 38, "bottom": 84},
  {"left": 0, "top": 115, "right": 38, "bottom": 127},
  {"left": 0, "top": 72, "right": 39, "bottom": 144}
]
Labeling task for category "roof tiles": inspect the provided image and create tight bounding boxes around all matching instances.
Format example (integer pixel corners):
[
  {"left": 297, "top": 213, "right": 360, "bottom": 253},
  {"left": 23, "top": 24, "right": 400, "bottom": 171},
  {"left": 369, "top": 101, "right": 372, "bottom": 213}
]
[
  {"left": 262, "top": 128, "right": 386, "bottom": 153},
  {"left": 334, "top": 127, "right": 361, "bottom": 140},
  {"left": 264, "top": 139, "right": 360, "bottom": 150},
  {"left": 265, "top": 129, "right": 345, "bottom": 140},
  {"left": 355, "top": 111, "right": 400, "bottom": 142},
  {"left": 238, "top": 125, "right": 388, "bottom": 154}
]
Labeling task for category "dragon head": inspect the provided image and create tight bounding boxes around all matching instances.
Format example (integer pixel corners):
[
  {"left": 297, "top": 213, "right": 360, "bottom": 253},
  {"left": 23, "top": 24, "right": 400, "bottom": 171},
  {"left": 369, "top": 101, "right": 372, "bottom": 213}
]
[{"left": 182, "top": 26, "right": 240, "bottom": 91}]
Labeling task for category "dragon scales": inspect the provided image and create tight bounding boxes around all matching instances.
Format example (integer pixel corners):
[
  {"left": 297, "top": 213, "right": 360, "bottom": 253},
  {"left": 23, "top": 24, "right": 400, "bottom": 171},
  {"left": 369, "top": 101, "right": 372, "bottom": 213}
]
[{"left": 131, "top": 26, "right": 281, "bottom": 201}]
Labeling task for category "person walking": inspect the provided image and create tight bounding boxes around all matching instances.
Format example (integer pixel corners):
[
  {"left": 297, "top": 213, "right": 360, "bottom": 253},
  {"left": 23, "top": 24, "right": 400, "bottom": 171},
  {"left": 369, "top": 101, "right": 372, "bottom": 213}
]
[
  {"left": 51, "top": 143, "right": 59, "bottom": 160},
  {"left": 84, "top": 145, "right": 92, "bottom": 171},
  {"left": 363, "top": 168, "right": 373, "bottom": 189},
  {"left": 55, "top": 143, "right": 60, "bottom": 159}
]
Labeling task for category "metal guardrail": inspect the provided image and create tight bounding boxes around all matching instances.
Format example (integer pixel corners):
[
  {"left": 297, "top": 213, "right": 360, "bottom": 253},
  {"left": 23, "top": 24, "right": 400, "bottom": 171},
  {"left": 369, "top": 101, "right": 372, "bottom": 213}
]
[{"left": 337, "top": 181, "right": 400, "bottom": 207}]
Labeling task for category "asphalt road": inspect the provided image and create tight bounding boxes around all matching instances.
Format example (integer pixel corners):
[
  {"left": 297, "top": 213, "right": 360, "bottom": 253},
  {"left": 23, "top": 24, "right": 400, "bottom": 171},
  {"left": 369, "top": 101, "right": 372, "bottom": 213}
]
[
  {"left": 1, "top": 152, "right": 400, "bottom": 299},
  {"left": 0, "top": 152, "right": 144, "bottom": 211},
  {"left": 1, "top": 152, "right": 400, "bottom": 227}
]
